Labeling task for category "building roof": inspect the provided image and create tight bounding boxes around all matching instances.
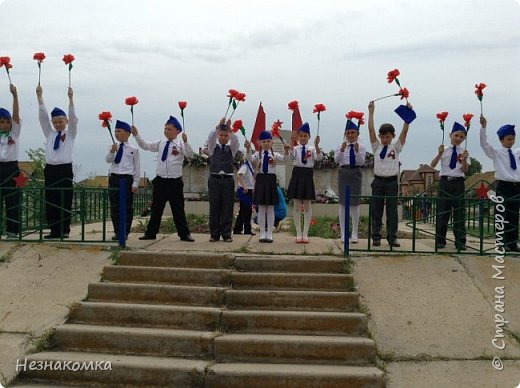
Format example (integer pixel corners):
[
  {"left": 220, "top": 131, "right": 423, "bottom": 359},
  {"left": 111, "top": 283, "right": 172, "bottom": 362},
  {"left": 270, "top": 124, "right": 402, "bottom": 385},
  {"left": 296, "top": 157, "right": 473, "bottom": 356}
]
[{"left": 465, "top": 171, "right": 495, "bottom": 189}]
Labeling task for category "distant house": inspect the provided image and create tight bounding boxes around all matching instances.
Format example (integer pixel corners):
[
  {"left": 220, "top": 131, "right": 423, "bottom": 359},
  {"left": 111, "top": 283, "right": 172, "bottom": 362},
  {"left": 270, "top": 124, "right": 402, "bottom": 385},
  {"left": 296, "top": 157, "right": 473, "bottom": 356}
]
[
  {"left": 400, "top": 164, "right": 440, "bottom": 196},
  {"left": 18, "top": 161, "right": 36, "bottom": 177},
  {"left": 78, "top": 176, "right": 151, "bottom": 188}
]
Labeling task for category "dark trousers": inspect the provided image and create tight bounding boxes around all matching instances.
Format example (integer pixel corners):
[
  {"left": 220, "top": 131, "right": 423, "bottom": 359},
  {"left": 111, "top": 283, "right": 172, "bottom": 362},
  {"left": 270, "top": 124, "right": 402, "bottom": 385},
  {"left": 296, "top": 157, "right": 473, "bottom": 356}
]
[
  {"left": 371, "top": 176, "right": 398, "bottom": 242},
  {"left": 146, "top": 176, "right": 190, "bottom": 238},
  {"left": 0, "top": 162, "right": 21, "bottom": 234},
  {"left": 208, "top": 174, "right": 235, "bottom": 239},
  {"left": 496, "top": 180, "right": 520, "bottom": 248},
  {"left": 234, "top": 190, "right": 253, "bottom": 234},
  {"left": 44, "top": 163, "right": 73, "bottom": 236},
  {"left": 109, "top": 174, "right": 134, "bottom": 237},
  {"left": 436, "top": 178, "right": 466, "bottom": 246}
]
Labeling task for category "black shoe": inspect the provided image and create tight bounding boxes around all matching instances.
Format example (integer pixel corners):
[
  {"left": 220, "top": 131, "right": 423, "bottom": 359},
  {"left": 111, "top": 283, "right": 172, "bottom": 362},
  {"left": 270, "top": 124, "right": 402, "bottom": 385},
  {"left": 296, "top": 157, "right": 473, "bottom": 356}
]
[
  {"left": 508, "top": 245, "right": 520, "bottom": 252},
  {"left": 44, "top": 234, "right": 59, "bottom": 239},
  {"left": 223, "top": 237, "right": 233, "bottom": 243},
  {"left": 456, "top": 244, "right": 467, "bottom": 251},
  {"left": 139, "top": 235, "right": 156, "bottom": 240},
  {"left": 372, "top": 239, "right": 381, "bottom": 246},
  {"left": 245, "top": 231, "right": 256, "bottom": 236},
  {"left": 265, "top": 238, "right": 273, "bottom": 243},
  {"left": 209, "top": 237, "right": 219, "bottom": 242},
  {"left": 259, "top": 238, "right": 267, "bottom": 243},
  {"left": 180, "top": 235, "right": 195, "bottom": 242},
  {"left": 436, "top": 243, "right": 446, "bottom": 249},
  {"left": 389, "top": 240, "right": 400, "bottom": 248},
  {"left": 233, "top": 231, "right": 242, "bottom": 235},
  {"left": 111, "top": 235, "right": 118, "bottom": 241}
]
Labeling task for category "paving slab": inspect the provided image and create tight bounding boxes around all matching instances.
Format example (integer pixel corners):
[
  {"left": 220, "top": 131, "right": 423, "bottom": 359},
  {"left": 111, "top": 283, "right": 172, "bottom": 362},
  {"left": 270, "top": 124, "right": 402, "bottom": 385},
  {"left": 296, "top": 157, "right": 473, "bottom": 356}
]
[
  {"left": 387, "top": 360, "right": 520, "bottom": 388},
  {"left": 353, "top": 255, "right": 520, "bottom": 359},
  {"left": 0, "top": 333, "right": 30, "bottom": 385}
]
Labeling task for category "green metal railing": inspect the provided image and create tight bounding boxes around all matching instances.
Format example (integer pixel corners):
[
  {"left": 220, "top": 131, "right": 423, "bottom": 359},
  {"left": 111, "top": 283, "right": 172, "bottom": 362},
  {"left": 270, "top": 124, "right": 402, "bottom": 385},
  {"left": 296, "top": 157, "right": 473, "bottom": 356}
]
[{"left": 0, "top": 172, "right": 152, "bottom": 242}]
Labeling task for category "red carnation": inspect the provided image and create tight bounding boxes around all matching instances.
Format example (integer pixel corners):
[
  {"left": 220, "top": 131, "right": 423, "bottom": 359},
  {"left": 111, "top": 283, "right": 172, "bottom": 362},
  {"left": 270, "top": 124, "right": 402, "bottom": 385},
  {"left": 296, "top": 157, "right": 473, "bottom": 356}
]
[
  {"left": 288, "top": 100, "right": 299, "bottom": 111},
  {"left": 387, "top": 68, "right": 400, "bottom": 83},
  {"left": 98, "top": 111, "right": 112, "bottom": 126},
  {"left": 474, "top": 82, "right": 486, "bottom": 100},
  {"left": 33, "top": 52, "right": 46, "bottom": 62},
  {"left": 463, "top": 113, "right": 474, "bottom": 129},
  {"left": 235, "top": 92, "right": 246, "bottom": 102},
  {"left": 398, "top": 87, "right": 409, "bottom": 100},
  {"left": 62, "top": 54, "right": 75, "bottom": 65},
  {"left": 125, "top": 96, "right": 139, "bottom": 106},
  {"left": 0, "top": 56, "right": 11, "bottom": 66},
  {"left": 178, "top": 101, "right": 187, "bottom": 110},
  {"left": 227, "top": 89, "right": 239, "bottom": 98},
  {"left": 232, "top": 119, "right": 243, "bottom": 133},
  {"left": 313, "top": 103, "right": 326, "bottom": 113},
  {"left": 436, "top": 112, "right": 449, "bottom": 122}
]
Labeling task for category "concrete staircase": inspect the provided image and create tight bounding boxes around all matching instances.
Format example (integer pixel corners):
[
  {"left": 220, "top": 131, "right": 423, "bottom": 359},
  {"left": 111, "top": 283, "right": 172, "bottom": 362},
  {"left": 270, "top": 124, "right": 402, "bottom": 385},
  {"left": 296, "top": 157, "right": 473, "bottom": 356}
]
[{"left": 15, "top": 251, "right": 385, "bottom": 387}]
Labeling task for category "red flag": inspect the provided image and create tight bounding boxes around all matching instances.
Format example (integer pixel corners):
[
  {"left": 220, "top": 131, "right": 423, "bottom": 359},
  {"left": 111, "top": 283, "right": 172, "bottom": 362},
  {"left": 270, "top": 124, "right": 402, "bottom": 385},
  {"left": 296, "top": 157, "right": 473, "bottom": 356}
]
[
  {"left": 291, "top": 105, "right": 303, "bottom": 146},
  {"left": 250, "top": 102, "right": 265, "bottom": 151}
]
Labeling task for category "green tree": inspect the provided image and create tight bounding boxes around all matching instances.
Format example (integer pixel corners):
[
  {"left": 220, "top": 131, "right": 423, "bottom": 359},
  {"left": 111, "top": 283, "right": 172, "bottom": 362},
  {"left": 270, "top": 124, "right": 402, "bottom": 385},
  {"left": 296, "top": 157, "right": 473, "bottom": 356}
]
[
  {"left": 25, "top": 147, "right": 45, "bottom": 184},
  {"left": 466, "top": 156, "right": 482, "bottom": 177}
]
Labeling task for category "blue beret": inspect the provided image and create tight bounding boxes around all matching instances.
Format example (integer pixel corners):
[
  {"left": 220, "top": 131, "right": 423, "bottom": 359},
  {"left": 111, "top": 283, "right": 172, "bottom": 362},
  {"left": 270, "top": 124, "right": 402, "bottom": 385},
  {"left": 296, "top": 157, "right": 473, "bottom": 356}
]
[
  {"left": 166, "top": 115, "right": 182, "bottom": 131},
  {"left": 0, "top": 108, "right": 11, "bottom": 120},
  {"left": 394, "top": 105, "right": 416, "bottom": 124},
  {"left": 51, "top": 107, "right": 67, "bottom": 118},
  {"left": 258, "top": 130, "right": 272, "bottom": 141},
  {"left": 297, "top": 122, "right": 310, "bottom": 135},
  {"left": 451, "top": 122, "right": 466, "bottom": 134},
  {"left": 345, "top": 120, "right": 359, "bottom": 131},
  {"left": 115, "top": 120, "right": 131, "bottom": 133},
  {"left": 497, "top": 124, "right": 516, "bottom": 138}
]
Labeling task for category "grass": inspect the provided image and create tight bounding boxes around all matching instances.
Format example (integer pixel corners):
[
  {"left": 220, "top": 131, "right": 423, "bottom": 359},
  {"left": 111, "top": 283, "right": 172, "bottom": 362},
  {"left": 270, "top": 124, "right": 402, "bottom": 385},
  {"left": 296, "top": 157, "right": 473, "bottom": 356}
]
[
  {"left": 0, "top": 255, "right": 8, "bottom": 263},
  {"left": 132, "top": 214, "right": 210, "bottom": 234},
  {"left": 108, "top": 247, "right": 122, "bottom": 264},
  {"left": 30, "top": 328, "right": 56, "bottom": 353}
]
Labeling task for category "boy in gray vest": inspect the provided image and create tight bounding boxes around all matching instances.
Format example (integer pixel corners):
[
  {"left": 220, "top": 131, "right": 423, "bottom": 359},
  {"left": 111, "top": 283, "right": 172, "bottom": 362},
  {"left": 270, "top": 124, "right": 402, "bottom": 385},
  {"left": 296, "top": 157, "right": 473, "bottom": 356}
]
[{"left": 207, "top": 118, "right": 240, "bottom": 242}]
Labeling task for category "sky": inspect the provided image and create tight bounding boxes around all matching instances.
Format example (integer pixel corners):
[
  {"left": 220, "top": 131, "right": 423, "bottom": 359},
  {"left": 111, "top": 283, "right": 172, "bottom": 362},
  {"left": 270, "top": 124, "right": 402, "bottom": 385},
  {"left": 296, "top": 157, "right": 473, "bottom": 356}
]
[{"left": 0, "top": 0, "right": 519, "bottom": 180}]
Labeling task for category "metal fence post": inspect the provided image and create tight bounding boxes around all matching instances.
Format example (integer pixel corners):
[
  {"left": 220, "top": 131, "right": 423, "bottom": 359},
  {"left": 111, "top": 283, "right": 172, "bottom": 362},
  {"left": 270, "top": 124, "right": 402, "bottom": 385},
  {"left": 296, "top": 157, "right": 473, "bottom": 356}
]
[
  {"left": 118, "top": 177, "right": 126, "bottom": 248},
  {"left": 344, "top": 185, "right": 350, "bottom": 257}
]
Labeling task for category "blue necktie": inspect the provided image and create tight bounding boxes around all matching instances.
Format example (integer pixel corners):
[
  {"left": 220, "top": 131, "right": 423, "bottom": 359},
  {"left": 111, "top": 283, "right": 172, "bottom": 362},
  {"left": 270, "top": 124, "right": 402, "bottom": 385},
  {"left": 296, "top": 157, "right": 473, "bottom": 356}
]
[
  {"left": 114, "top": 143, "right": 124, "bottom": 164},
  {"left": 379, "top": 145, "right": 388, "bottom": 159},
  {"left": 349, "top": 144, "right": 356, "bottom": 166},
  {"left": 301, "top": 145, "right": 307, "bottom": 164},
  {"left": 262, "top": 151, "right": 269, "bottom": 173},
  {"left": 161, "top": 140, "right": 171, "bottom": 162},
  {"left": 509, "top": 148, "right": 517, "bottom": 170},
  {"left": 221, "top": 144, "right": 226, "bottom": 152},
  {"left": 449, "top": 145, "right": 457, "bottom": 169},
  {"left": 53, "top": 132, "right": 62, "bottom": 150}
]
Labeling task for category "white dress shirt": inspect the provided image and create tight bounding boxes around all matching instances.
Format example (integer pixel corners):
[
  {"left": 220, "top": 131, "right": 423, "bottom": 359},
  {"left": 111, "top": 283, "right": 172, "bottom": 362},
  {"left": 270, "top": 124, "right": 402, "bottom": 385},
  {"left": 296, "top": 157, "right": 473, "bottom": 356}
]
[
  {"left": 0, "top": 120, "right": 21, "bottom": 162},
  {"left": 439, "top": 143, "right": 470, "bottom": 177},
  {"left": 290, "top": 144, "right": 323, "bottom": 168},
  {"left": 39, "top": 103, "right": 78, "bottom": 165},
  {"left": 372, "top": 140, "right": 403, "bottom": 177},
  {"left": 105, "top": 142, "right": 141, "bottom": 188},
  {"left": 335, "top": 142, "right": 366, "bottom": 167},
  {"left": 237, "top": 162, "right": 255, "bottom": 189},
  {"left": 480, "top": 127, "right": 520, "bottom": 182},
  {"left": 247, "top": 149, "right": 285, "bottom": 174},
  {"left": 135, "top": 135, "right": 193, "bottom": 179}
]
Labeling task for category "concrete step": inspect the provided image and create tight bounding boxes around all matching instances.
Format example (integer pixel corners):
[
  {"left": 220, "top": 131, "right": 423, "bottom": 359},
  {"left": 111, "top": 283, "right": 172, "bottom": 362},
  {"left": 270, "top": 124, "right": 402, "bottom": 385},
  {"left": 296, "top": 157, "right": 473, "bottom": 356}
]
[
  {"left": 222, "top": 310, "right": 367, "bottom": 336},
  {"left": 231, "top": 272, "right": 352, "bottom": 291},
  {"left": 87, "top": 282, "right": 226, "bottom": 306},
  {"left": 214, "top": 334, "right": 377, "bottom": 365},
  {"left": 54, "top": 324, "right": 216, "bottom": 358},
  {"left": 226, "top": 290, "right": 359, "bottom": 311},
  {"left": 69, "top": 302, "right": 221, "bottom": 331},
  {"left": 118, "top": 251, "right": 234, "bottom": 269},
  {"left": 102, "top": 265, "right": 231, "bottom": 286},
  {"left": 234, "top": 255, "right": 346, "bottom": 274},
  {"left": 205, "top": 362, "right": 385, "bottom": 388},
  {"left": 17, "top": 351, "right": 207, "bottom": 387}
]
